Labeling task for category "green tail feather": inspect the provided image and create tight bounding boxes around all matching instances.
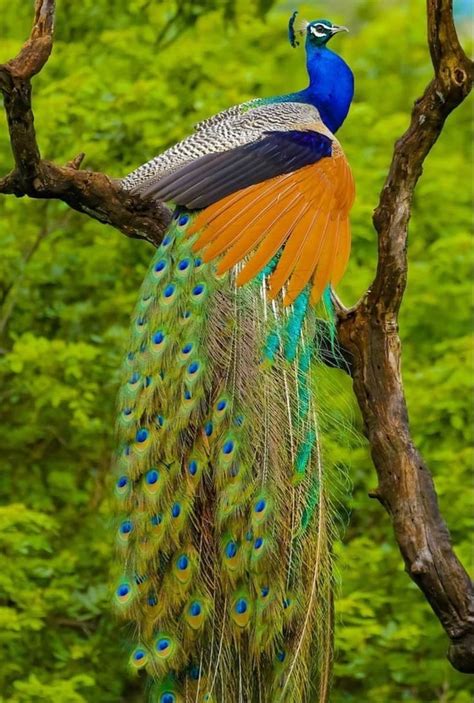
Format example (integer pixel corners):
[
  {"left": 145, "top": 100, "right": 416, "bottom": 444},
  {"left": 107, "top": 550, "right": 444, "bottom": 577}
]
[{"left": 113, "top": 211, "right": 350, "bottom": 702}]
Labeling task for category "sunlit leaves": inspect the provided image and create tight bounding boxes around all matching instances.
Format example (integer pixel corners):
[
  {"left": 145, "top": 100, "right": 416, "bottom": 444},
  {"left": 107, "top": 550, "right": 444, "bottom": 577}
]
[{"left": 0, "top": 0, "right": 472, "bottom": 701}]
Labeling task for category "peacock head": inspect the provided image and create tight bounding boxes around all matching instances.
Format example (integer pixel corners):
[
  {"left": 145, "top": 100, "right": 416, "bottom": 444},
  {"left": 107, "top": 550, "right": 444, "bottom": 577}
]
[{"left": 289, "top": 12, "right": 348, "bottom": 49}]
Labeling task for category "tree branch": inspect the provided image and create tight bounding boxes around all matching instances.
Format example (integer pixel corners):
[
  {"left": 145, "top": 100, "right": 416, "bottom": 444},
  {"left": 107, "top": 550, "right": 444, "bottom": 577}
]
[
  {"left": 337, "top": 0, "right": 474, "bottom": 673},
  {"left": 1, "top": 0, "right": 473, "bottom": 675},
  {"left": 0, "top": 0, "right": 171, "bottom": 246}
]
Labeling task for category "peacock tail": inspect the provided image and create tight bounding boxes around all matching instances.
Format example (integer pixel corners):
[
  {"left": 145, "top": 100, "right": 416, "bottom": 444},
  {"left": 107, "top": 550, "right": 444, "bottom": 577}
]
[
  {"left": 113, "top": 12, "right": 356, "bottom": 703},
  {"left": 113, "top": 209, "right": 349, "bottom": 703}
]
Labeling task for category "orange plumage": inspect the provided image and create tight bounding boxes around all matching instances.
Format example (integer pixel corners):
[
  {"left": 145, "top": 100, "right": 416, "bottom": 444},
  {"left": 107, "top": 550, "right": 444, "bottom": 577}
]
[{"left": 188, "top": 152, "right": 355, "bottom": 305}]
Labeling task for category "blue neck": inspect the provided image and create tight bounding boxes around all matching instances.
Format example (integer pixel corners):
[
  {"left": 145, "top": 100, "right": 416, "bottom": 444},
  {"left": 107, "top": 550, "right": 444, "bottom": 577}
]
[{"left": 277, "top": 45, "right": 354, "bottom": 134}]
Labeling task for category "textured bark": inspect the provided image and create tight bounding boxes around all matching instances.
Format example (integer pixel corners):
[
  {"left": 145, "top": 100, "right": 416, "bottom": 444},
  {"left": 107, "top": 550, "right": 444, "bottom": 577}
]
[
  {"left": 336, "top": 0, "right": 474, "bottom": 674},
  {"left": 1, "top": 0, "right": 473, "bottom": 674},
  {"left": 0, "top": 0, "right": 171, "bottom": 245}
]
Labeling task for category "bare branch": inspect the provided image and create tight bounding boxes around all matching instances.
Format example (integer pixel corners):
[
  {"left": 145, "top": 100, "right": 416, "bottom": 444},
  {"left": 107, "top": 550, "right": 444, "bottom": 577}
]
[
  {"left": 1, "top": 0, "right": 473, "bottom": 676},
  {"left": 369, "top": 0, "right": 472, "bottom": 313},
  {"left": 338, "top": 0, "right": 474, "bottom": 673},
  {"left": 0, "top": 0, "right": 171, "bottom": 246},
  {"left": 5, "top": 0, "right": 55, "bottom": 80}
]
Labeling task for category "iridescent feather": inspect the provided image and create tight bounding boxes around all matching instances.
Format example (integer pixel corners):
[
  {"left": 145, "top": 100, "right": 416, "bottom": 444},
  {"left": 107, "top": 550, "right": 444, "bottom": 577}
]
[{"left": 114, "top": 12, "right": 355, "bottom": 703}]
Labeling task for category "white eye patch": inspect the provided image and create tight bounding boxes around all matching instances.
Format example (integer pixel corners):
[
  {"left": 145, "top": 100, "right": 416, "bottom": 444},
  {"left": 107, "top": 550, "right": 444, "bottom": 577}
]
[{"left": 309, "top": 25, "right": 330, "bottom": 38}]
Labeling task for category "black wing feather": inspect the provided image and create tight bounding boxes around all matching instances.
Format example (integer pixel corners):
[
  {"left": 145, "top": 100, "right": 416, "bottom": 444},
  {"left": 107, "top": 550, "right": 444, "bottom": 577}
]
[{"left": 135, "top": 130, "right": 333, "bottom": 209}]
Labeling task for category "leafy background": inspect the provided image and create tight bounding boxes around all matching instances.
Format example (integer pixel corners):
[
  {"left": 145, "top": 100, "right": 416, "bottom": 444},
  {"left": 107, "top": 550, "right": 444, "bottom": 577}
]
[{"left": 0, "top": 0, "right": 472, "bottom": 701}]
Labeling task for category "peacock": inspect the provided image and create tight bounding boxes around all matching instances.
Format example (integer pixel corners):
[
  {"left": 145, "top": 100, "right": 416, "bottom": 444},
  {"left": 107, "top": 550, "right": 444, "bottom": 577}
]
[{"left": 114, "top": 12, "right": 355, "bottom": 703}]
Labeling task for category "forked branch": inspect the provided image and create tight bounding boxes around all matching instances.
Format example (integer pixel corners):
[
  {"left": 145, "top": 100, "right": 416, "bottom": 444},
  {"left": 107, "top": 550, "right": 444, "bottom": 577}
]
[
  {"left": 0, "top": 0, "right": 171, "bottom": 244},
  {"left": 1, "top": 0, "right": 473, "bottom": 674}
]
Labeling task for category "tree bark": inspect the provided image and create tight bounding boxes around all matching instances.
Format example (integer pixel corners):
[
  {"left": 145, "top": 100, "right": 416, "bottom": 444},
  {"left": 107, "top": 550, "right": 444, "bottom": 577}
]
[
  {"left": 335, "top": 0, "right": 473, "bottom": 673},
  {"left": 1, "top": 0, "right": 473, "bottom": 674},
  {"left": 0, "top": 0, "right": 171, "bottom": 245}
]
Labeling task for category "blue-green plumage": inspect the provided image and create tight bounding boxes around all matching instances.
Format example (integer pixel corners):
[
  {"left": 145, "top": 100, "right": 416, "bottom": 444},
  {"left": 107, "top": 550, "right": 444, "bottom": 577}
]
[
  {"left": 114, "top": 213, "right": 342, "bottom": 701},
  {"left": 115, "top": 13, "right": 355, "bottom": 703}
]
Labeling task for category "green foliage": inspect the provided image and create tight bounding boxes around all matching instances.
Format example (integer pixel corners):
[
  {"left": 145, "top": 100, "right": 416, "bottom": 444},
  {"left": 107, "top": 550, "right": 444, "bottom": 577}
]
[{"left": 0, "top": 1, "right": 472, "bottom": 701}]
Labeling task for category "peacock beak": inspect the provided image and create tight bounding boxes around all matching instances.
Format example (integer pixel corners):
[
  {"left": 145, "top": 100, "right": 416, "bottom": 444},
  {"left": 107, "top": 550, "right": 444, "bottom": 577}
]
[{"left": 331, "top": 25, "right": 349, "bottom": 35}]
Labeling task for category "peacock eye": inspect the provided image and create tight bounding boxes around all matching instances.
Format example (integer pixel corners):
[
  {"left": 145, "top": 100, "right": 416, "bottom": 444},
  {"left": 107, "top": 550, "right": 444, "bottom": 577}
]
[{"left": 315, "top": 24, "right": 325, "bottom": 32}]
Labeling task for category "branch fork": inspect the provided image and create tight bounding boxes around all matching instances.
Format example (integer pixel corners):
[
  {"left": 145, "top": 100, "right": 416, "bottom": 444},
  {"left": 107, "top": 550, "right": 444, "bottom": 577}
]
[{"left": 1, "top": 0, "right": 473, "bottom": 673}]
